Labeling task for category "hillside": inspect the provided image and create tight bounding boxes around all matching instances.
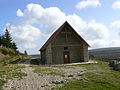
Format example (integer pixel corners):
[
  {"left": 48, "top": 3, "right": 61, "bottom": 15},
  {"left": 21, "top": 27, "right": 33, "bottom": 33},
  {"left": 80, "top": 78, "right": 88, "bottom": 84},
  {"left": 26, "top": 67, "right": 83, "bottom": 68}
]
[
  {"left": 89, "top": 47, "right": 120, "bottom": 59},
  {"left": 89, "top": 47, "right": 120, "bottom": 55},
  {"left": 0, "top": 46, "right": 18, "bottom": 56},
  {"left": 0, "top": 46, "right": 31, "bottom": 90},
  {"left": 0, "top": 46, "right": 31, "bottom": 65}
]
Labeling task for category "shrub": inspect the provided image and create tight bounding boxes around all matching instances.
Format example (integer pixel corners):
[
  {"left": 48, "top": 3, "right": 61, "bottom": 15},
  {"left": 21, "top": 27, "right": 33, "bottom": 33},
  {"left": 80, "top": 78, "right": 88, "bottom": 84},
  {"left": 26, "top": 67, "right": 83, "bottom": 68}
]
[
  {"left": 0, "top": 48, "right": 8, "bottom": 55},
  {"left": 0, "top": 47, "right": 19, "bottom": 56}
]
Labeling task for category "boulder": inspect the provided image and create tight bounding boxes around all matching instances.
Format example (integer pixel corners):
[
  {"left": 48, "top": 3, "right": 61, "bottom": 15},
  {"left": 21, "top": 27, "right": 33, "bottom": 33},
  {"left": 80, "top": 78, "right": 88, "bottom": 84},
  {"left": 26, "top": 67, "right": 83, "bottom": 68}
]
[
  {"left": 113, "top": 63, "right": 120, "bottom": 71},
  {"left": 109, "top": 60, "right": 118, "bottom": 67},
  {"left": 109, "top": 60, "right": 120, "bottom": 71}
]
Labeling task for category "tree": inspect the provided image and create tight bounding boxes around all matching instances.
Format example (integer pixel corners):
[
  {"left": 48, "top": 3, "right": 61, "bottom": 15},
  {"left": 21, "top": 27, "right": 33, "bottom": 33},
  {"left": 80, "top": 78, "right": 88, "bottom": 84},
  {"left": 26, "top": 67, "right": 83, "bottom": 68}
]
[
  {"left": 0, "top": 35, "right": 2, "bottom": 45},
  {"left": 1, "top": 35, "right": 7, "bottom": 47},
  {"left": 4, "top": 29, "right": 12, "bottom": 42},
  {"left": 0, "top": 28, "right": 18, "bottom": 50},
  {"left": 4, "top": 29, "right": 12, "bottom": 48},
  {"left": 11, "top": 42, "right": 17, "bottom": 50}
]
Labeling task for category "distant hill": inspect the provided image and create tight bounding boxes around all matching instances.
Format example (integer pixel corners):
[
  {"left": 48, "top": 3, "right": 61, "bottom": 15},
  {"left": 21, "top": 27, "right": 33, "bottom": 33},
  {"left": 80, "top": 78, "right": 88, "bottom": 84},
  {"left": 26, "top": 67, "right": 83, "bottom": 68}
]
[
  {"left": 30, "top": 47, "right": 120, "bottom": 60},
  {"left": 89, "top": 47, "right": 120, "bottom": 55},
  {"left": 89, "top": 47, "right": 120, "bottom": 59},
  {"left": 30, "top": 54, "right": 40, "bottom": 59}
]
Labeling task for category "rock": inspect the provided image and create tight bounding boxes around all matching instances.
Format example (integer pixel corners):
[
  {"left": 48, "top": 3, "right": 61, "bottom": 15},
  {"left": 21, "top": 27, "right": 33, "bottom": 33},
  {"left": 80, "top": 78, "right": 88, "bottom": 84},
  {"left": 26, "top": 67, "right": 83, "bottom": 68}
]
[
  {"left": 109, "top": 60, "right": 118, "bottom": 67},
  {"left": 77, "top": 74, "right": 83, "bottom": 76},
  {"left": 52, "top": 80, "right": 64, "bottom": 84},
  {"left": 113, "top": 63, "right": 120, "bottom": 71},
  {"left": 67, "top": 75, "right": 73, "bottom": 77},
  {"left": 109, "top": 60, "right": 120, "bottom": 71}
]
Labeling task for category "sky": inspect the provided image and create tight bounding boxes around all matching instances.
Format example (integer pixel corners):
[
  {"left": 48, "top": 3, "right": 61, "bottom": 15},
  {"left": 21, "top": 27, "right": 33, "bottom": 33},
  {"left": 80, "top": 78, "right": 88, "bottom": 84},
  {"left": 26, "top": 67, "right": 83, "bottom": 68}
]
[{"left": 0, "top": 0, "right": 120, "bottom": 55}]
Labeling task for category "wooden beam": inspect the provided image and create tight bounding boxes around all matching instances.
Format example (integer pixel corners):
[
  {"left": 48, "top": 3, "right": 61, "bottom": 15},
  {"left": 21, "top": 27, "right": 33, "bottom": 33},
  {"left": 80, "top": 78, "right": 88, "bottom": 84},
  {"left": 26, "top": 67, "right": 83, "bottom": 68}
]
[
  {"left": 61, "top": 32, "right": 72, "bottom": 34},
  {"left": 52, "top": 44, "right": 82, "bottom": 47},
  {"left": 65, "top": 27, "right": 68, "bottom": 47},
  {"left": 67, "top": 26, "right": 83, "bottom": 43}
]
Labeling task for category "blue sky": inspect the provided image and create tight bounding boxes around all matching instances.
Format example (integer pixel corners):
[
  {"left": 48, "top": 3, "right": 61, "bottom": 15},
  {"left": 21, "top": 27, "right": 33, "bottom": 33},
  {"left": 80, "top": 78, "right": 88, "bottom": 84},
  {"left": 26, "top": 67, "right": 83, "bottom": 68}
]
[
  {"left": 0, "top": 0, "right": 120, "bottom": 54},
  {"left": 0, "top": 0, "right": 119, "bottom": 31}
]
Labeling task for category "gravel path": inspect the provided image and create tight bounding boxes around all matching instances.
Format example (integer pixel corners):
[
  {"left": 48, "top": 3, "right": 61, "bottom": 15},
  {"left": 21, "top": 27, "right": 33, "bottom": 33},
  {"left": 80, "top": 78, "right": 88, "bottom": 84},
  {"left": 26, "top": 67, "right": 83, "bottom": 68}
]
[
  {"left": 3, "top": 60, "right": 95, "bottom": 90},
  {"left": 3, "top": 60, "right": 67, "bottom": 90},
  {"left": 4, "top": 66, "right": 65, "bottom": 90}
]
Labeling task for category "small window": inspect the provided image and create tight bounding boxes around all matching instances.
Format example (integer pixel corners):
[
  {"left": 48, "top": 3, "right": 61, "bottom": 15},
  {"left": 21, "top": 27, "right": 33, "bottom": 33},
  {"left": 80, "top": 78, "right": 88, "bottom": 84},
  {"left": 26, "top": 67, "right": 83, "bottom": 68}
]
[{"left": 64, "top": 47, "right": 68, "bottom": 50}]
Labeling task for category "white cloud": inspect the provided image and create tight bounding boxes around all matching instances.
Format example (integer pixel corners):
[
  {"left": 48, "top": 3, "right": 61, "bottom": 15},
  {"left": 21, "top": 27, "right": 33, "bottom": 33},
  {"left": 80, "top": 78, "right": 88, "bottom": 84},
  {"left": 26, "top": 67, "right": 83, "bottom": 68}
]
[
  {"left": 76, "top": 0, "right": 101, "bottom": 10},
  {"left": 109, "top": 40, "right": 120, "bottom": 47},
  {"left": 88, "top": 39, "right": 108, "bottom": 48},
  {"left": 10, "top": 24, "right": 41, "bottom": 43},
  {"left": 23, "top": 43, "right": 37, "bottom": 49},
  {"left": 112, "top": 0, "right": 120, "bottom": 10},
  {"left": 17, "top": 9, "right": 24, "bottom": 16},
  {"left": 83, "top": 20, "right": 109, "bottom": 40},
  {"left": 10, "top": 3, "right": 111, "bottom": 54},
  {"left": 111, "top": 21, "right": 120, "bottom": 28},
  {"left": 119, "top": 32, "right": 120, "bottom": 36},
  {"left": 9, "top": 24, "right": 42, "bottom": 54},
  {"left": 110, "top": 20, "right": 120, "bottom": 39}
]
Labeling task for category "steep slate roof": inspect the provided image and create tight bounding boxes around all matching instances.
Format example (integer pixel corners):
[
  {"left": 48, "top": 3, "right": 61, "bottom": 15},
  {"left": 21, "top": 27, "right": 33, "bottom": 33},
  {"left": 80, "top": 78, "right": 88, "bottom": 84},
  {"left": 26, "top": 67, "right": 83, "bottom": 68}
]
[{"left": 39, "top": 21, "right": 90, "bottom": 51}]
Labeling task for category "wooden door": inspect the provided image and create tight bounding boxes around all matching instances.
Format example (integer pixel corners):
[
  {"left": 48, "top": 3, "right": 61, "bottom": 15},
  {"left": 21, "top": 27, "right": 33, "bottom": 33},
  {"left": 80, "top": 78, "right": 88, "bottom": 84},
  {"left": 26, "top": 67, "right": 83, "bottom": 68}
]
[{"left": 63, "top": 52, "right": 70, "bottom": 63}]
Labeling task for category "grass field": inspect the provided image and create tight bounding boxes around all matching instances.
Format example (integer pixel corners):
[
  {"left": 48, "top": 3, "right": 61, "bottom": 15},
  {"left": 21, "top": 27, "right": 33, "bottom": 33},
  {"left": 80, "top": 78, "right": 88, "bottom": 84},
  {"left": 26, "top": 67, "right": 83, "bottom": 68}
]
[
  {"left": 32, "top": 61, "right": 120, "bottom": 90},
  {"left": 57, "top": 63, "right": 120, "bottom": 90}
]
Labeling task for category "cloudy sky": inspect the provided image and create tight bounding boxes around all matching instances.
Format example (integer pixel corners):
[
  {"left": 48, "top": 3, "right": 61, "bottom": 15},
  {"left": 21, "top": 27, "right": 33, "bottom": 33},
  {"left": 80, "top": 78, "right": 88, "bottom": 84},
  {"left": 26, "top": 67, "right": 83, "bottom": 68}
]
[{"left": 0, "top": 0, "right": 120, "bottom": 54}]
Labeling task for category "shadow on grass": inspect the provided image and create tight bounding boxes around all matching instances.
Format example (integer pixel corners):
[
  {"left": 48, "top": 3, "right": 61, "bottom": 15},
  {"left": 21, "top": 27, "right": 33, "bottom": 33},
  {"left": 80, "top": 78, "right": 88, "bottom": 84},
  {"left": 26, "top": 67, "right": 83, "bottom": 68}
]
[{"left": 30, "top": 58, "right": 40, "bottom": 65}]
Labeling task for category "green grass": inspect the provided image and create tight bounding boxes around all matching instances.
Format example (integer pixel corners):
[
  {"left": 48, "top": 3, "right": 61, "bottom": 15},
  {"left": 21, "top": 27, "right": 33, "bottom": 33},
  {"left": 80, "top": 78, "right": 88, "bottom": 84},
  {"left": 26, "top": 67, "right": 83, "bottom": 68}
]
[
  {"left": 52, "top": 62, "right": 99, "bottom": 68},
  {"left": 7, "top": 71, "right": 27, "bottom": 79},
  {"left": 0, "top": 79, "right": 6, "bottom": 90},
  {"left": 57, "top": 62, "right": 120, "bottom": 90},
  {"left": 0, "top": 55, "right": 30, "bottom": 65},
  {"left": 0, "top": 55, "right": 30, "bottom": 89},
  {"left": 57, "top": 80, "right": 118, "bottom": 90},
  {"left": 0, "top": 64, "right": 27, "bottom": 89},
  {"left": 34, "top": 67, "right": 65, "bottom": 77},
  {"left": 0, "top": 64, "right": 26, "bottom": 79},
  {"left": 0, "top": 47, "right": 31, "bottom": 89},
  {"left": 0, "top": 47, "right": 19, "bottom": 56},
  {"left": 45, "top": 71, "right": 65, "bottom": 77},
  {"left": 51, "top": 65, "right": 73, "bottom": 68},
  {"left": 32, "top": 65, "right": 66, "bottom": 76}
]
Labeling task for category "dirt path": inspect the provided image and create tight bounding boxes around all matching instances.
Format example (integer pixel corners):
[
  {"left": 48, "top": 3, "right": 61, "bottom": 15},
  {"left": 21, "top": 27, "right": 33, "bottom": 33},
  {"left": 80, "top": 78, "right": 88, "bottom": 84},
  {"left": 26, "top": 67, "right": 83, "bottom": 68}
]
[
  {"left": 3, "top": 60, "right": 94, "bottom": 90},
  {"left": 3, "top": 60, "right": 66, "bottom": 90},
  {"left": 4, "top": 66, "right": 43, "bottom": 90}
]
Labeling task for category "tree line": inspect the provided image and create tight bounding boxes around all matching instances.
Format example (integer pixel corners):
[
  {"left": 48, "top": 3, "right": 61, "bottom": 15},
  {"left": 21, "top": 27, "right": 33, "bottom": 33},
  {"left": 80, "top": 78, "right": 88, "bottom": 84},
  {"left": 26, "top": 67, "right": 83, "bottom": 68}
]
[{"left": 0, "top": 29, "right": 17, "bottom": 50}]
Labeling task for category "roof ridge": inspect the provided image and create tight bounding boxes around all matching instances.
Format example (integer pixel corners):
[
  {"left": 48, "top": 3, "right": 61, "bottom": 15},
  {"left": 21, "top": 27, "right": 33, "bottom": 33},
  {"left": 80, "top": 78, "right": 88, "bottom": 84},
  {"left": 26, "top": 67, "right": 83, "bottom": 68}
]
[{"left": 39, "top": 21, "right": 90, "bottom": 51}]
